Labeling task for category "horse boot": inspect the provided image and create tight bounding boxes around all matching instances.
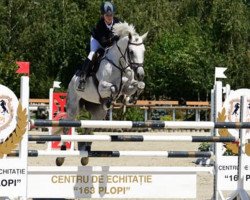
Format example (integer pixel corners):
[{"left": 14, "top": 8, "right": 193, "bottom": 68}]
[{"left": 77, "top": 58, "right": 92, "bottom": 91}]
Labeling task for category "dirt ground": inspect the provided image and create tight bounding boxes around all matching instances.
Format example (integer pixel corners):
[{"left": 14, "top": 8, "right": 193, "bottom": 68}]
[{"left": 28, "top": 129, "right": 215, "bottom": 200}]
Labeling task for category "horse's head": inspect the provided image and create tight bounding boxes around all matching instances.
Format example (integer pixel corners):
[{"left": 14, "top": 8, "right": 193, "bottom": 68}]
[
  {"left": 126, "top": 32, "right": 148, "bottom": 81},
  {"left": 112, "top": 22, "right": 148, "bottom": 81}
]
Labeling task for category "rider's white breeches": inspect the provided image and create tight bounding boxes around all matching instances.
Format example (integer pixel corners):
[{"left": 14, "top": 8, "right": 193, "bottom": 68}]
[{"left": 88, "top": 36, "right": 102, "bottom": 60}]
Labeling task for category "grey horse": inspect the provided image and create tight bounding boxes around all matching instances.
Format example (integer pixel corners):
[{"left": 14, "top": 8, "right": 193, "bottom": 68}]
[{"left": 56, "top": 22, "right": 148, "bottom": 166}]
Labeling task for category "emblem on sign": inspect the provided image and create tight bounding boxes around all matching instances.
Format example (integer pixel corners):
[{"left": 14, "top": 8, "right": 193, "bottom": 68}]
[
  {"left": 0, "top": 84, "right": 27, "bottom": 158},
  {"left": 218, "top": 89, "right": 250, "bottom": 155}
]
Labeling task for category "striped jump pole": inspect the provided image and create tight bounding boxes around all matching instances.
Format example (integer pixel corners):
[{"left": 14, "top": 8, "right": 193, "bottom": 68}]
[
  {"left": 28, "top": 135, "right": 237, "bottom": 143},
  {"left": 30, "top": 120, "right": 250, "bottom": 129},
  {"left": 8, "top": 150, "right": 213, "bottom": 158}
]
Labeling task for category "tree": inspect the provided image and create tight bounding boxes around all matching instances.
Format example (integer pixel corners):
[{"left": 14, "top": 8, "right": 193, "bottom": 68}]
[{"left": 0, "top": 0, "right": 249, "bottom": 100}]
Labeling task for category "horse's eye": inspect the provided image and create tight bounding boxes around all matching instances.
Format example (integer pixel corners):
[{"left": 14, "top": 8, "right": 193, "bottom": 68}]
[{"left": 130, "top": 51, "right": 134, "bottom": 56}]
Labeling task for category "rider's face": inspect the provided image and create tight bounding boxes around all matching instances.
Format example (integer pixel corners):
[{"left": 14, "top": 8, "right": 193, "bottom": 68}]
[{"left": 104, "top": 14, "right": 113, "bottom": 25}]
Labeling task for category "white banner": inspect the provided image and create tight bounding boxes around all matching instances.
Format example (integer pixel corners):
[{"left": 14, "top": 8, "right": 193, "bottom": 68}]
[
  {"left": 217, "top": 156, "right": 250, "bottom": 190},
  {"left": 27, "top": 166, "right": 197, "bottom": 199},
  {"left": 53, "top": 81, "right": 61, "bottom": 88},
  {"left": 215, "top": 67, "right": 227, "bottom": 79},
  {"left": 0, "top": 160, "right": 27, "bottom": 198}
]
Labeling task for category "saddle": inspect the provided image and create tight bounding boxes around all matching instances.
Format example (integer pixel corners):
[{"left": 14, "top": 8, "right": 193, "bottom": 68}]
[{"left": 76, "top": 48, "right": 105, "bottom": 78}]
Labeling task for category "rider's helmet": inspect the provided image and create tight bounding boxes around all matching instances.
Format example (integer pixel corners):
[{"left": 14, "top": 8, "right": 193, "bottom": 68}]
[{"left": 100, "top": 1, "right": 116, "bottom": 15}]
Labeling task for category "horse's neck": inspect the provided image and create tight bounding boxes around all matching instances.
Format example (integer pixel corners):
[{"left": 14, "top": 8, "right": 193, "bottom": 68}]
[{"left": 106, "top": 41, "right": 128, "bottom": 67}]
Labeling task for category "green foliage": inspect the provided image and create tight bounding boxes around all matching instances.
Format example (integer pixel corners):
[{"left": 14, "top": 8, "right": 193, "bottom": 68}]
[
  {"left": 0, "top": 0, "right": 249, "bottom": 101},
  {"left": 0, "top": 56, "right": 20, "bottom": 95},
  {"left": 145, "top": 29, "right": 214, "bottom": 100},
  {"left": 160, "top": 115, "right": 172, "bottom": 121},
  {"left": 113, "top": 107, "right": 144, "bottom": 121},
  {"left": 175, "top": 110, "right": 186, "bottom": 121},
  {"left": 198, "top": 142, "right": 211, "bottom": 152}
]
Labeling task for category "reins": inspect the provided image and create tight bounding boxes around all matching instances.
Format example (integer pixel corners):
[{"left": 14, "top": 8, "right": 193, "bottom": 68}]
[{"left": 103, "top": 40, "right": 144, "bottom": 72}]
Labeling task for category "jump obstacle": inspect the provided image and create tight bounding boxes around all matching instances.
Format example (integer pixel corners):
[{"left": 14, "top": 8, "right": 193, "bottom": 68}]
[
  {"left": 9, "top": 150, "right": 213, "bottom": 158},
  {"left": 28, "top": 134, "right": 237, "bottom": 143},
  {"left": 0, "top": 74, "right": 250, "bottom": 199},
  {"left": 31, "top": 119, "right": 250, "bottom": 129}
]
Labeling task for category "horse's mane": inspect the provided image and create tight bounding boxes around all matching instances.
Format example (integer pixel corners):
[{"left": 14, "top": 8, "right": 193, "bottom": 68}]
[{"left": 113, "top": 22, "right": 138, "bottom": 38}]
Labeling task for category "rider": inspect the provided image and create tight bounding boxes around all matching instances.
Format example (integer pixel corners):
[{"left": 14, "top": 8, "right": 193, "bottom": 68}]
[{"left": 78, "top": 1, "right": 120, "bottom": 91}]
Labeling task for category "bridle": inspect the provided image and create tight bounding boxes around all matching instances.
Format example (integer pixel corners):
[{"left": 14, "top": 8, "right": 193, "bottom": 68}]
[
  {"left": 117, "top": 40, "right": 144, "bottom": 72},
  {"left": 102, "top": 38, "right": 145, "bottom": 100},
  {"left": 104, "top": 39, "right": 144, "bottom": 73}
]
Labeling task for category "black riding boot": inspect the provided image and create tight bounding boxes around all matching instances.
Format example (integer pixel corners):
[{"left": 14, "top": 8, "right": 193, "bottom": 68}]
[{"left": 78, "top": 58, "right": 92, "bottom": 91}]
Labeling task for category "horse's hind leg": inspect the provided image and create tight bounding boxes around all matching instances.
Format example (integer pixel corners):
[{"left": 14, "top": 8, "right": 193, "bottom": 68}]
[
  {"left": 79, "top": 102, "right": 107, "bottom": 166},
  {"left": 55, "top": 127, "right": 69, "bottom": 166},
  {"left": 56, "top": 92, "right": 80, "bottom": 166},
  {"left": 77, "top": 105, "right": 92, "bottom": 166}
]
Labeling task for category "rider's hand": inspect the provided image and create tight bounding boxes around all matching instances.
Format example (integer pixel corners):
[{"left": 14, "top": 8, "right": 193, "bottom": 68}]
[{"left": 111, "top": 35, "right": 120, "bottom": 42}]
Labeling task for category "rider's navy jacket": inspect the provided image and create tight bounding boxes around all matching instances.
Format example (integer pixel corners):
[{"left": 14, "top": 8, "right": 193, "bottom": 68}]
[{"left": 91, "top": 17, "right": 120, "bottom": 48}]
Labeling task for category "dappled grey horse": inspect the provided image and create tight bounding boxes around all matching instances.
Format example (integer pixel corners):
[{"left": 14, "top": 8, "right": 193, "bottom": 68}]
[{"left": 56, "top": 22, "right": 148, "bottom": 166}]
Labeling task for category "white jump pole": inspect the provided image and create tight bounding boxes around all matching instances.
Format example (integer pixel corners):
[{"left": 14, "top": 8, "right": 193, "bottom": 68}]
[
  {"left": 28, "top": 135, "right": 237, "bottom": 143},
  {"left": 9, "top": 150, "right": 214, "bottom": 158},
  {"left": 214, "top": 81, "right": 222, "bottom": 200},
  {"left": 20, "top": 76, "right": 30, "bottom": 199},
  {"left": 47, "top": 87, "right": 54, "bottom": 151},
  {"left": 230, "top": 96, "right": 249, "bottom": 199}
]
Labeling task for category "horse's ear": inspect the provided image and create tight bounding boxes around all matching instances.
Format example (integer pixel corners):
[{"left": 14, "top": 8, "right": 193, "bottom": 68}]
[
  {"left": 141, "top": 32, "right": 148, "bottom": 41},
  {"left": 128, "top": 32, "right": 132, "bottom": 41}
]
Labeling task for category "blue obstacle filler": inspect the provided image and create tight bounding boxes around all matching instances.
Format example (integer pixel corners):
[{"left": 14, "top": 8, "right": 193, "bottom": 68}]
[{"left": 1, "top": 73, "right": 250, "bottom": 199}]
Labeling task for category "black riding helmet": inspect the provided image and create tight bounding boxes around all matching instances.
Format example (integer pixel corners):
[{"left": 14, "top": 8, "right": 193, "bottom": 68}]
[{"left": 100, "top": 1, "right": 116, "bottom": 15}]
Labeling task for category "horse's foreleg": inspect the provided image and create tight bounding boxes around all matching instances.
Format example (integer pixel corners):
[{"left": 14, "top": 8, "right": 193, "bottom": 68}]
[
  {"left": 98, "top": 81, "right": 118, "bottom": 98},
  {"left": 127, "top": 81, "right": 145, "bottom": 104},
  {"left": 136, "top": 66, "right": 145, "bottom": 81},
  {"left": 99, "top": 81, "right": 119, "bottom": 110},
  {"left": 123, "top": 80, "right": 138, "bottom": 96},
  {"left": 135, "top": 81, "right": 145, "bottom": 97},
  {"left": 132, "top": 81, "right": 145, "bottom": 104}
]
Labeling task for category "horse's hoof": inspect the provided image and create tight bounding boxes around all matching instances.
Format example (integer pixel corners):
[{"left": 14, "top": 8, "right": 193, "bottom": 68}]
[
  {"left": 81, "top": 157, "right": 89, "bottom": 166},
  {"left": 103, "top": 100, "right": 112, "bottom": 110},
  {"left": 56, "top": 157, "right": 65, "bottom": 166}
]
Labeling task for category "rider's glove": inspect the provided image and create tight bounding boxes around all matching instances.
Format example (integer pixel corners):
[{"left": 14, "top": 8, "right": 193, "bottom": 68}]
[{"left": 111, "top": 35, "right": 120, "bottom": 43}]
